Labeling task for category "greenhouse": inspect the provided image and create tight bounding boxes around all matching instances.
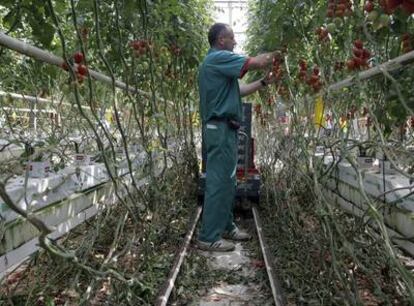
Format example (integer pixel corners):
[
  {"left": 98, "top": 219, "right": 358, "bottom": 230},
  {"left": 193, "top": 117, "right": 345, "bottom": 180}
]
[{"left": 0, "top": 0, "right": 414, "bottom": 305}]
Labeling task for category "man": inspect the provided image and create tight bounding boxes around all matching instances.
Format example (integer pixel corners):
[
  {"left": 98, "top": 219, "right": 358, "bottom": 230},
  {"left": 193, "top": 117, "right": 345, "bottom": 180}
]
[{"left": 197, "top": 23, "right": 281, "bottom": 252}]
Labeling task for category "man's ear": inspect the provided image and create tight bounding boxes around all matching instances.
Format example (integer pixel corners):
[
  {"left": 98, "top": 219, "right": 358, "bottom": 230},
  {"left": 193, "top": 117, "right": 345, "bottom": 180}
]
[{"left": 217, "top": 35, "right": 224, "bottom": 47}]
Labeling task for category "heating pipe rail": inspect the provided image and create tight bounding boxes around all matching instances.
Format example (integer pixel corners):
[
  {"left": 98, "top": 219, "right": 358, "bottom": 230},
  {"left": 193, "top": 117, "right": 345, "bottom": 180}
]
[
  {"left": 0, "top": 90, "right": 89, "bottom": 110},
  {"left": 154, "top": 206, "right": 202, "bottom": 306},
  {"left": 0, "top": 31, "right": 148, "bottom": 97},
  {"left": 252, "top": 206, "right": 286, "bottom": 306}
]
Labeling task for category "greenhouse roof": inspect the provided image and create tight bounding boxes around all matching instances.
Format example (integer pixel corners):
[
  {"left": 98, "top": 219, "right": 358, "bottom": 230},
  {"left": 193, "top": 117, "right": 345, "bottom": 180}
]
[{"left": 213, "top": 0, "right": 248, "bottom": 54}]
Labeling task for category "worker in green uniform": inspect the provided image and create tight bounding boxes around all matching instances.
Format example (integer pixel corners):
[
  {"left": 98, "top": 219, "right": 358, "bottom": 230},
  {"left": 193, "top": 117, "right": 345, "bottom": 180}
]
[{"left": 197, "top": 23, "right": 281, "bottom": 252}]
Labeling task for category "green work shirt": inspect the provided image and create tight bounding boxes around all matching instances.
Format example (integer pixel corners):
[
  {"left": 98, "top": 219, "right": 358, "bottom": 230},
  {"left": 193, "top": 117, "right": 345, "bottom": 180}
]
[{"left": 198, "top": 48, "right": 248, "bottom": 123}]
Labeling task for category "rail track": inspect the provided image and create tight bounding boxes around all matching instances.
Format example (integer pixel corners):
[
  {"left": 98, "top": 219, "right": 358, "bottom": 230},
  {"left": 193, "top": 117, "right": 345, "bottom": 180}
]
[{"left": 154, "top": 204, "right": 285, "bottom": 306}]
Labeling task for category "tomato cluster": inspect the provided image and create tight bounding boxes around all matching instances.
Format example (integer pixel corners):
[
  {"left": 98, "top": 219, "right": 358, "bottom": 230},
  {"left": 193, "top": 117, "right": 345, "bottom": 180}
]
[
  {"left": 297, "top": 60, "right": 323, "bottom": 93},
  {"left": 130, "top": 40, "right": 182, "bottom": 59},
  {"left": 315, "top": 27, "right": 330, "bottom": 42},
  {"left": 365, "top": 0, "right": 414, "bottom": 28},
  {"left": 326, "top": 0, "right": 353, "bottom": 18},
  {"left": 130, "top": 39, "right": 151, "bottom": 57},
  {"left": 324, "top": 0, "right": 353, "bottom": 34},
  {"left": 60, "top": 51, "right": 88, "bottom": 84},
  {"left": 272, "top": 57, "right": 283, "bottom": 81},
  {"left": 297, "top": 59, "right": 308, "bottom": 81},
  {"left": 73, "top": 51, "right": 88, "bottom": 83},
  {"left": 307, "top": 66, "right": 322, "bottom": 93},
  {"left": 346, "top": 40, "right": 372, "bottom": 71},
  {"left": 378, "top": 0, "right": 414, "bottom": 15}
]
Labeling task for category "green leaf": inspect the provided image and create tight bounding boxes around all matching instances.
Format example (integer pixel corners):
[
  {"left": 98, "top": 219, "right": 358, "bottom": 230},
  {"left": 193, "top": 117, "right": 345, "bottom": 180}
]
[
  {"left": 0, "top": 0, "right": 15, "bottom": 7},
  {"left": 2, "top": 9, "right": 19, "bottom": 29},
  {"left": 32, "top": 21, "right": 55, "bottom": 48}
]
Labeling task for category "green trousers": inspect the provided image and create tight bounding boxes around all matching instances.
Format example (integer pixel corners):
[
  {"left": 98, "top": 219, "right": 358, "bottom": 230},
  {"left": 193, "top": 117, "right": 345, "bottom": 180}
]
[{"left": 199, "top": 121, "right": 237, "bottom": 243}]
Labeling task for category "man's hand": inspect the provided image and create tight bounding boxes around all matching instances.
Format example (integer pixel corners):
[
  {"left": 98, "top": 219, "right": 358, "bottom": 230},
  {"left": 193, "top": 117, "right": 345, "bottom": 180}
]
[
  {"left": 249, "top": 49, "right": 284, "bottom": 70},
  {"left": 239, "top": 70, "right": 279, "bottom": 97},
  {"left": 259, "top": 66, "right": 282, "bottom": 87},
  {"left": 271, "top": 50, "right": 283, "bottom": 62},
  {"left": 262, "top": 71, "right": 279, "bottom": 86}
]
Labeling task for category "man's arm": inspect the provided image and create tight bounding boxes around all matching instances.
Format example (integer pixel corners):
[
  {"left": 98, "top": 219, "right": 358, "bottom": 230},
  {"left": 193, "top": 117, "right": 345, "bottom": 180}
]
[
  {"left": 239, "top": 79, "right": 266, "bottom": 97},
  {"left": 239, "top": 70, "right": 279, "bottom": 97},
  {"left": 247, "top": 50, "right": 282, "bottom": 70},
  {"left": 238, "top": 50, "right": 283, "bottom": 97}
]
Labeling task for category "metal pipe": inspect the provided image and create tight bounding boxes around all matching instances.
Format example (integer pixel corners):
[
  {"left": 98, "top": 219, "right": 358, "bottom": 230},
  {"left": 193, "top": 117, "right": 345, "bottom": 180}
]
[
  {"left": 0, "top": 31, "right": 148, "bottom": 97},
  {"left": 0, "top": 90, "right": 90, "bottom": 110},
  {"left": 0, "top": 90, "right": 51, "bottom": 104},
  {"left": 252, "top": 206, "right": 285, "bottom": 306},
  {"left": 237, "top": 130, "right": 249, "bottom": 198},
  {"left": 154, "top": 206, "right": 202, "bottom": 306},
  {"left": 1, "top": 106, "right": 56, "bottom": 113}
]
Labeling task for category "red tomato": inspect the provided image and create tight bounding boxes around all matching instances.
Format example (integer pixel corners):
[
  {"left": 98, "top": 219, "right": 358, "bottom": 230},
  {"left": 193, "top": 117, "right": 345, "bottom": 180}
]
[
  {"left": 402, "top": 0, "right": 414, "bottom": 13},
  {"left": 353, "top": 39, "right": 364, "bottom": 49},
  {"left": 73, "top": 51, "right": 84, "bottom": 64},
  {"left": 77, "top": 64, "right": 88, "bottom": 76}
]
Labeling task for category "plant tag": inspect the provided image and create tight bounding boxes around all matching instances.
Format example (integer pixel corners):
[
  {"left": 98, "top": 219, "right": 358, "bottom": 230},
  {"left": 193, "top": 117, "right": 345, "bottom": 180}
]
[
  {"left": 74, "top": 154, "right": 91, "bottom": 166},
  {"left": 28, "top": 161, "right": 51, "bottom": 178},
  {"left": 357, "top": 157, "right": 373, "bottom": 169}
]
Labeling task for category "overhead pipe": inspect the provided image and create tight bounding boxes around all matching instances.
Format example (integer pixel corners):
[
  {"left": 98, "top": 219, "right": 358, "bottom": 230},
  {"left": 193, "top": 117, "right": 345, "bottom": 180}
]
[
  {"left": 0, "top": 90, "right": 90, "bottom": 110},
  {"left": 0, "top": 31, "right": 150, "bottom": 97},
  {"left": 0, "top": 90, "right": 51, "bottom": 104}
]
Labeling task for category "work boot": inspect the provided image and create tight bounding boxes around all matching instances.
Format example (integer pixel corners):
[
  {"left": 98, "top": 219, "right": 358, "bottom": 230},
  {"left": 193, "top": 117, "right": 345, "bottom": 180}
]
[
  {"left": 222, "top": 227, "right": 251, "bottom": 241},
  {"left": 196, "top": 239, "right": 235, "bottom": 252}
]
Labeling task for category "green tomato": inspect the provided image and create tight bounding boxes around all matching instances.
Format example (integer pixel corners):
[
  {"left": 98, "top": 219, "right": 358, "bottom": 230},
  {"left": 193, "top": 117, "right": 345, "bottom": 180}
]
[
  {"left": 327, "top": 23, "right": 336, "bottom": 33},
  {"left": 142, "top": 61, "right": 149, "bottom": 70},
  {"left": 379, "top": 14, "right": 390, "bottom": 27},
  {"left": 333, "top": 17, "right": 342, "bottom": 27},
  {"left": 367, "top": 10, "right": 379, "bottom": 22},
  {"left": 159, "top": 47, "right": 171, "bottom": 62},
  {"left": 160, "top": 46, "right": 169, "bottom": 56}
]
